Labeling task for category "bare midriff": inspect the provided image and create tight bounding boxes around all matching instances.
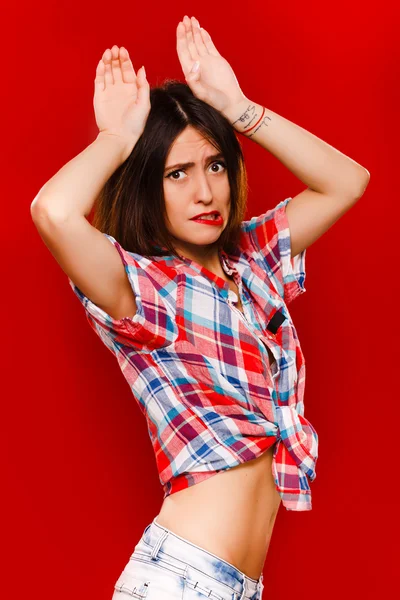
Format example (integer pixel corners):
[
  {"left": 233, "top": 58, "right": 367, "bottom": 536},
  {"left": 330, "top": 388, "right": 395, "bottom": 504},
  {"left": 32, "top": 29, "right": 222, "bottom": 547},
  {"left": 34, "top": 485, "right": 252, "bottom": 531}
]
[
  {"left": 156, "top": 276, "right": 281, "bottom": 581},
  {"left": 156, "top": 443, "right": 281, "bottom": 581}
]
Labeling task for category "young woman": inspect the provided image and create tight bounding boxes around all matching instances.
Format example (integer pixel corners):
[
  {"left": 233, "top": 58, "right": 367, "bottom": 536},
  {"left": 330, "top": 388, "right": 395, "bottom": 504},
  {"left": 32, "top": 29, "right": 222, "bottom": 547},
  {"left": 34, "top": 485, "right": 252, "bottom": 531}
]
[{"left": 31, "top": 15, "right": 370, "bottom": 600}]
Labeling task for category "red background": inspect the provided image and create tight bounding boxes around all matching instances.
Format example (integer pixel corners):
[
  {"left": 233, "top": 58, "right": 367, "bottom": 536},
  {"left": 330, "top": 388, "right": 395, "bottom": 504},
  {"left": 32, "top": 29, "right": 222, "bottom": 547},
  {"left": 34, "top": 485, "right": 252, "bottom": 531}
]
[{"left": 2, "top": 0, "right": 397, "bottom": 598}]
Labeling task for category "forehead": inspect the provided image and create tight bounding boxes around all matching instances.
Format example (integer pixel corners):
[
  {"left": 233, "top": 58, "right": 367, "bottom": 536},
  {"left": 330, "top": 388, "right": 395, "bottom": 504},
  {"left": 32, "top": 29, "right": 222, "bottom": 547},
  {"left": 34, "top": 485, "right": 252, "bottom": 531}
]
[{"left": 167, "top": 126, "right": 218, "bottom": 159}]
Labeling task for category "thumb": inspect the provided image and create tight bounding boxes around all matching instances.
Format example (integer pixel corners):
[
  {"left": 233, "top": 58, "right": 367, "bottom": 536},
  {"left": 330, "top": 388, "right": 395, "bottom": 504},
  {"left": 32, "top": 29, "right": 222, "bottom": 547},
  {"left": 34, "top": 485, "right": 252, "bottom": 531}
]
[
  {"left": 186, "top": 61, "right": 201, "bottom": 81},
  {"left": 137, "top": 66, "right": 149, "bottom": 102}
]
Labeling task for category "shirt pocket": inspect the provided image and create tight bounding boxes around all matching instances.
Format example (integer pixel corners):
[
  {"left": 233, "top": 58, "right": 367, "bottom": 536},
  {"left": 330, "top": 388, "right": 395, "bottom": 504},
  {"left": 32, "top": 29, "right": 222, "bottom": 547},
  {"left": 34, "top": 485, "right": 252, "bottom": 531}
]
[
  {"left": 242, "top": 259, "right": 289, "bottom": 343},
  {"left": 175, "top": 271, "right": 268, "bottom": 380}
]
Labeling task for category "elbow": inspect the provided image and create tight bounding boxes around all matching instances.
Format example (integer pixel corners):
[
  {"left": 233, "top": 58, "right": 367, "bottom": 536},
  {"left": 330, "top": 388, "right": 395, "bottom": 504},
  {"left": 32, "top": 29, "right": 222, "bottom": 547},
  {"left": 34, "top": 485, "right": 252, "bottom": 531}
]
[
  {"left": 30, "top": 196, "right": 72, "bottom": 226},
  {"left": 345, "top": 167, "right": 370, "bottom": 200},
  {"left": 355, "top": 168, "right": 371, "bottom": 199}
]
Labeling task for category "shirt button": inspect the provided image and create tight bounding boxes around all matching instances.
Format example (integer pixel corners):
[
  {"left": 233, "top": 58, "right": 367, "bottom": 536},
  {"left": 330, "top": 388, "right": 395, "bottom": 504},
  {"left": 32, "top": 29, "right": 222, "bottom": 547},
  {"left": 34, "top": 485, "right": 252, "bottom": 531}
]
[{"left": 228, "top": 289, "right": 239, "bottom": 303}]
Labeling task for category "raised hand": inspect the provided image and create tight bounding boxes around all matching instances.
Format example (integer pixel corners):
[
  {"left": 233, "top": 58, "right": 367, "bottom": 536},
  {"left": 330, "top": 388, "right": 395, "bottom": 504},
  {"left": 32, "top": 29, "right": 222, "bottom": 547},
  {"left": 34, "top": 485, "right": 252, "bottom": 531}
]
[
  {"left": 176, "top": 16, "right": 247, "bottom": 115},
  {"left": 94, "top": 45, "right": 150, "bottom": 148}
]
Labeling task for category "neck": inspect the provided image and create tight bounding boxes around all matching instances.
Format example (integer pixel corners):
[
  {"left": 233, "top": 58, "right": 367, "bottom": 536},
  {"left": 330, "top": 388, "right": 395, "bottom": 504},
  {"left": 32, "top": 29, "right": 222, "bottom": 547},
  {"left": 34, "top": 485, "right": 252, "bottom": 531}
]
[{"left": 176, "top": 244, "right": 223, "bottom": 272}]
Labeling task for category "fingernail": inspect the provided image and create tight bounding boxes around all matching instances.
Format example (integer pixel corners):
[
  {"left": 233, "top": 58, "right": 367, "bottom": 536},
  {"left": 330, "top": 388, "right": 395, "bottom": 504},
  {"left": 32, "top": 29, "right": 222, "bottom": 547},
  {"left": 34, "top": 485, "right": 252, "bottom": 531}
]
[
  {"left": 191, "top": 61, "right": 200, "bottom": 73},
  {"left": 142, "top": 65, "right": 146, "bottom": 78}
]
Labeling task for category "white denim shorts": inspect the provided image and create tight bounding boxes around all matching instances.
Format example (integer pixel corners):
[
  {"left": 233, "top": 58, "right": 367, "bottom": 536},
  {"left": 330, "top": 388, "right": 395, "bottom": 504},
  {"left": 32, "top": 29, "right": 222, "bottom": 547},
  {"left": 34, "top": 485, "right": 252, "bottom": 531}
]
[{"left": 112, "top": 515, "right": 265, "bottom": 600}]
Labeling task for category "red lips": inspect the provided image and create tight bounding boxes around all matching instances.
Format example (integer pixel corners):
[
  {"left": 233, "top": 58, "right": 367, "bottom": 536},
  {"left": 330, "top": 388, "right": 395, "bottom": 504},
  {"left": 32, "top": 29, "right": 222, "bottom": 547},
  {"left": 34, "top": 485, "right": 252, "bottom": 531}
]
[
  {"left": 191, "top": 210, "right": 220, "bottom": 220},
  {"left": 191, "top": 214, "right": 223, "bottom": 226}
]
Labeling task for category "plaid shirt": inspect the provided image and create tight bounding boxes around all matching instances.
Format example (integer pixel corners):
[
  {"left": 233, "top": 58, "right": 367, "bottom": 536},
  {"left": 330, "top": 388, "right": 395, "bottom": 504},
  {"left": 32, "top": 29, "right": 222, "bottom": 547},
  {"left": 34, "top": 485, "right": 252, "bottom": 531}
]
[{"left": 68, "top": 197, "right": 319, "bottom": 511}]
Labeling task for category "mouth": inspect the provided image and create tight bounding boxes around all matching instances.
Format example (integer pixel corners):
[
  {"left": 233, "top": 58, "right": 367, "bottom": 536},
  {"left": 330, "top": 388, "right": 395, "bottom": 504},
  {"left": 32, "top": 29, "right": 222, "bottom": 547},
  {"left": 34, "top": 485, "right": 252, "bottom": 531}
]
[{"left": 190, "top": 213, "right": 223, "bottom": 225}]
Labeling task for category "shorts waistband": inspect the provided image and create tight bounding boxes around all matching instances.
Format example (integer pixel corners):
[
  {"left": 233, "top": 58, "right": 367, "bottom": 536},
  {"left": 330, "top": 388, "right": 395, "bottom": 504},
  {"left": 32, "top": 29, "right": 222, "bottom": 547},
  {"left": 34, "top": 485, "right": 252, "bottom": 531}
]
[{"left": 138, "top": 515, "right": 264, "bottom": 599}]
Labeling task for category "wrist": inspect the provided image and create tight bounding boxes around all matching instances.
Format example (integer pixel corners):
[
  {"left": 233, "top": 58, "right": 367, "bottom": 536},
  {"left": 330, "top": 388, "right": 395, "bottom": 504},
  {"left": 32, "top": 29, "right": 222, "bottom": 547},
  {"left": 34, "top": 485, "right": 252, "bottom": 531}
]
[
  {"left": 96, "top": 131, "right": 139, "bottom": 162},
  {"left": 222, "top": 98, "right": 264, "bottom": 136},
  {"left": 221, "top": 97, "right": 251, "bottom": 127}
]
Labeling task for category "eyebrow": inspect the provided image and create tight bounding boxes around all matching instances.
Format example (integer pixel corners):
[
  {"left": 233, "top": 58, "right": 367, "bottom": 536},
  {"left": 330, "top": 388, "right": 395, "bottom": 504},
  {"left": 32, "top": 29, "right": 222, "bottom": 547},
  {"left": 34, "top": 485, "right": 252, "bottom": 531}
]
[{"left": 164, "top": 152, "right": 225, "bottom": 173}]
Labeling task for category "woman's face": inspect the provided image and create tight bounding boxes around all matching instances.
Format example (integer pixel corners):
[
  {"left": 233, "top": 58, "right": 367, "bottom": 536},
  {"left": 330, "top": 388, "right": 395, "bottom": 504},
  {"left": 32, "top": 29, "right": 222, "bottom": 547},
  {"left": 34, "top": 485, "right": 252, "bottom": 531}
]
[{"left": 163, "top": 126, "right": 231, "bottom": 261}]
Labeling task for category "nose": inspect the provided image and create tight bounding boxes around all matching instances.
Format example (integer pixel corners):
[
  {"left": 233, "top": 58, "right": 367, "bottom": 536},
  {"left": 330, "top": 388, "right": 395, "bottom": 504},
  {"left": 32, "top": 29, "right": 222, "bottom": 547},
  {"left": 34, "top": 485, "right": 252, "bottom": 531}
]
[{"left": 193, "top": 169, "right": 213, "bottom": 203}]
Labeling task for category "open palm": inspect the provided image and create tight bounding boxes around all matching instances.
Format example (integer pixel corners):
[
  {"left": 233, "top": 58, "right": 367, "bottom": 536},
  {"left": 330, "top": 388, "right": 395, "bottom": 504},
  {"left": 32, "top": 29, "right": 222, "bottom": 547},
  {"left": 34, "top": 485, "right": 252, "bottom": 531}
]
[
  {"left": 176, "top": 16, "right": 247, "bottom": 114},
  {"left": 94, "top": 46, "right": 150, "bottom": 144}
]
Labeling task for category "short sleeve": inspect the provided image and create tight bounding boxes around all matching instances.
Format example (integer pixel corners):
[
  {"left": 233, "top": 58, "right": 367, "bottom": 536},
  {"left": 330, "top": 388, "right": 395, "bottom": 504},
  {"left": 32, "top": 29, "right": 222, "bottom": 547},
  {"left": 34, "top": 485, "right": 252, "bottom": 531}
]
[
  {"left": 68, "top": 234, "right": 151, "bottom": 354},
  {"left": 240, "top": 197, "right": 306, "bottom": 305}
]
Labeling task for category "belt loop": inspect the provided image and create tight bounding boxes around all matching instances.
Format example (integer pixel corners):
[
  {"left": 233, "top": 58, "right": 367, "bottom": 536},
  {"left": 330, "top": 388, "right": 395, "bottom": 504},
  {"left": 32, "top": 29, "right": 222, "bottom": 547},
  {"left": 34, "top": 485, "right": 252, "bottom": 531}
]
[
  {"left": 258, "top": 573, "right": 264, "bottom": 597},
  {"left": 238, "top": 576, "right": 246, "bottom": 600},
  {"left": 150, "top": 529, "right": 168, "bottom": 560}
]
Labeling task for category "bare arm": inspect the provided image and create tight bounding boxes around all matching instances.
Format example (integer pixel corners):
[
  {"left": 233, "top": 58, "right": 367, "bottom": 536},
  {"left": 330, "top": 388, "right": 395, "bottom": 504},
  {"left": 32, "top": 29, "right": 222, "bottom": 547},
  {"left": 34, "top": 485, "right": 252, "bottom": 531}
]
[
  {"left": 31, "top": 45, "right": 150, "bottom": 321},
  {"left": 222, "top": 99, "right": 370, "bottom": 199},
  {"left": 31, "top": 134, "right": 139, "bottom": 321},
  {"left": 30, "top": 133, "right": 135, "bottom": 221},
  {"left": 32, "top": 210, "right": 138, "bottom": 321}
]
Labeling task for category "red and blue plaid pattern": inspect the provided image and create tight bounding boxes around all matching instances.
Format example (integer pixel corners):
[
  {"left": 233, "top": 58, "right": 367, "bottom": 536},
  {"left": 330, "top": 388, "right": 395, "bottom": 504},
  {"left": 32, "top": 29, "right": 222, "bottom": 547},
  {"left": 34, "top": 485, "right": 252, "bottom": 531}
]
[{"left": 68, "top": 197, "right": 319, "bottom": 510}]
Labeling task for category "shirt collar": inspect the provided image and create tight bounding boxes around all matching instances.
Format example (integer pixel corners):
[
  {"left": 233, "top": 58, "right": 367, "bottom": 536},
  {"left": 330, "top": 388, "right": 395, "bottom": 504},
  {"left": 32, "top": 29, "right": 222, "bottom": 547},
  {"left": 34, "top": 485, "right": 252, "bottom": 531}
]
[{"left": 153, "top": 245, "right": 239, "bottom": 290}]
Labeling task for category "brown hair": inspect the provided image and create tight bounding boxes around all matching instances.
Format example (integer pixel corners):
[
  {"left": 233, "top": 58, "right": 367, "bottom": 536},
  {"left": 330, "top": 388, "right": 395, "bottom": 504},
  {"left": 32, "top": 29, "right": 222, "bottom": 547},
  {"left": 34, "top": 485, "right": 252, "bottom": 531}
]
[{"left": 91, "top": 79, "right": 249, "bottom": 258}]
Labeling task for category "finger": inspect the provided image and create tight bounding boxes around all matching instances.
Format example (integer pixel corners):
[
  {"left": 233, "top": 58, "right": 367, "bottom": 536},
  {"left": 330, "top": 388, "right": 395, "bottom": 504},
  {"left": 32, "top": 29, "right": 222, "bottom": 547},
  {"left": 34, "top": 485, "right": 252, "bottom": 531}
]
[
  {"left": 190, "top": 16, "right": 208, "bottom": 57},
  {"left": 110, "top": 45, "right": 123, "bottom": 84},
  {"left": 183, "top": 14, "right": 198, "bottom": 61},
  {"left": 176, "top": 21, "right": 193, "bottom": 78},
  {"left": 102, "top": 48, "right": 114, "bottom": 86},
  {"left": 94, "top": 58, "right": 105, "bottom": 93},
  {"left": 119, "top": 46, "right": 137, "bottom": 86},
  {"left": 199, "top": 26, "right": 221, "bottom": 57}
]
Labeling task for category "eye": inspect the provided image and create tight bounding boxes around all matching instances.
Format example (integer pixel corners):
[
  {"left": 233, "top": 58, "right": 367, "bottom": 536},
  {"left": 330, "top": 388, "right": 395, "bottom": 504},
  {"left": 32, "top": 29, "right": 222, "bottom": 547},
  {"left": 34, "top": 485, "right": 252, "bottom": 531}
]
[
  {"left": 210, "top": 160, "right": 227, "bottom": 173},
  {"left": 166, "top": 160, "right": 227, "bottom": 181}
]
